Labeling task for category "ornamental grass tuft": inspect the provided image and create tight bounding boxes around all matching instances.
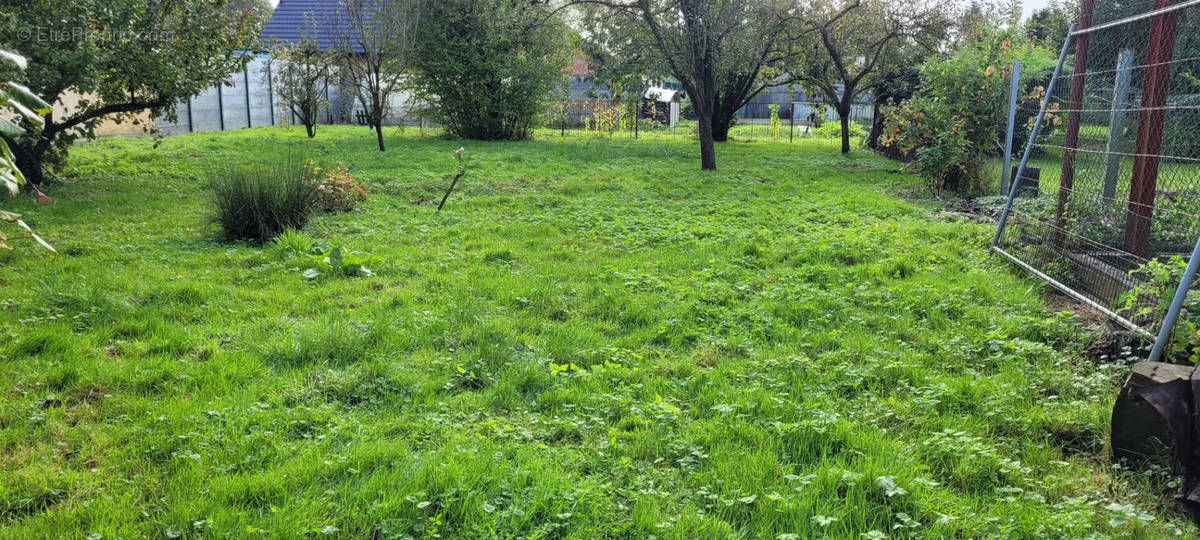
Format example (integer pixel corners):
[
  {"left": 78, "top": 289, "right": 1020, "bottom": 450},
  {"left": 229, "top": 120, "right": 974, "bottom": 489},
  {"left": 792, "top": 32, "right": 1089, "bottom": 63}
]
[{"left": 208, "top": 157, "right": 316, "bottom": 243}]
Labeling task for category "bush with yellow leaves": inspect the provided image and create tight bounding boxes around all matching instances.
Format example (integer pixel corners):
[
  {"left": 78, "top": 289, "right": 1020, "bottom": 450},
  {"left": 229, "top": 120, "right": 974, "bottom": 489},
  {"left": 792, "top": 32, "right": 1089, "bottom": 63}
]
[{"left": 304, "top": 161, "right": 368, "bottom": 212}]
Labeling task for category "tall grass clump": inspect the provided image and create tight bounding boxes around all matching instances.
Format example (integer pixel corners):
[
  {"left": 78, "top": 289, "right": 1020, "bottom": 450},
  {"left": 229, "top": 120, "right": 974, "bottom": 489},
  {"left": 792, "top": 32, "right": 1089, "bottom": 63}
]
[{"left": 208, "top": 158, "right": 316, "bottom": 243}]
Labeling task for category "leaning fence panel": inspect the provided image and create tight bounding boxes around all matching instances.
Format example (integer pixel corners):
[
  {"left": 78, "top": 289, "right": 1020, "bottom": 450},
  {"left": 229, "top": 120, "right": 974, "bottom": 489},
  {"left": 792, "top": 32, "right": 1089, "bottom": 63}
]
[{"left": 993, "top": 0, "right": 1200, "bottom": 354}]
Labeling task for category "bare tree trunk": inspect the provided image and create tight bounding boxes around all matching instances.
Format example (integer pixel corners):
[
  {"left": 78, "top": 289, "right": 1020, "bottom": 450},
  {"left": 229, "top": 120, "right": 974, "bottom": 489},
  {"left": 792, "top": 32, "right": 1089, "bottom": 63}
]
[
  {"left": 6, "top": 133, "right": 49, "bottom": 186},
  {"left": 711, "top": 114, "right": 732, "bottom": 143},
  {"left": 839, "top": 101, "right": 852, "bottom": 154},
  {"left": 866, "top": 103, "right": 883, "bottom": 149},
  {"left": 371, "top": 91, "right": 385, "bottom": 151},
  {"left": 697, "top": 112, "right": 717, "bottom": 170}
]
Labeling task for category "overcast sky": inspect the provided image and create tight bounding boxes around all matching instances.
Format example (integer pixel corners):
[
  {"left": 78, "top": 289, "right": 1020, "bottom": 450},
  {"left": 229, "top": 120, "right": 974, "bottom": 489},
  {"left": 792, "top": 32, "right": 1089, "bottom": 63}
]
[{"left": 1022, "top": 0, "right": 1055, "bottom": 20}]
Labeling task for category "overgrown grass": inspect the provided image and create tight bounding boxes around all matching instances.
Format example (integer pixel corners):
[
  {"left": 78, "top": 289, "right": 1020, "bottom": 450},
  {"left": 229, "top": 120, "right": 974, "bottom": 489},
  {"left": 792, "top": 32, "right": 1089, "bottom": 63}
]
[
  {"left": 0, "top": 125, "right": 1193, "bottom": 537},
  {"left": 208, "top": 157, "right": 316, "bottom": 243}
]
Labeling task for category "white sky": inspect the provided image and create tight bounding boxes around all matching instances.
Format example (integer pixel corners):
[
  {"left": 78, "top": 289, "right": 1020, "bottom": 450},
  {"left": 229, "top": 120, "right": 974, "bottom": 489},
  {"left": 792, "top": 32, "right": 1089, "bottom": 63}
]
[{"left": 1022, "top": 0, "right": 1055, "bottom": 20}]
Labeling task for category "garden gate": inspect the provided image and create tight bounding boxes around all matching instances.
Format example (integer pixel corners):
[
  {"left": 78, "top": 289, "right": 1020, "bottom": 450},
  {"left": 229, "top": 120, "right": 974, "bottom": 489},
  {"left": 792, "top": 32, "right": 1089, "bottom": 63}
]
[{"left": 992, "top": 0, "right": 1200, "bottom": 362}]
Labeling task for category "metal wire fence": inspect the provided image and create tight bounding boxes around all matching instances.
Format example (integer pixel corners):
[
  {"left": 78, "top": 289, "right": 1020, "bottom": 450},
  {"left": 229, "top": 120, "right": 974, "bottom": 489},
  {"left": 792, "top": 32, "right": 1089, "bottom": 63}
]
[{"left": 993, "top": 0, "right": 1200, "bottom": 354}]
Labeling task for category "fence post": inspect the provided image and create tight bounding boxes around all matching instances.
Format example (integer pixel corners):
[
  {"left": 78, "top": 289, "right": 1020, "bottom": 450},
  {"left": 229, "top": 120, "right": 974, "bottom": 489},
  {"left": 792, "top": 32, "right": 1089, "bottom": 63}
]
[
  {"left": 216, "top": 82, "right": 225, "bottom": 131},
  {"left": 1149, "top": 232, "right": 1200, "bottom": 363},
  {"left": 992, "top": 25, "right": 1076, "bottom": 248},
  {"left": 634, "top": 100, "right": 639, "bottom": 140},
  {"left": 266, "top": 60, "right": 276, "bottom": 126},
  {"left": 1053, "top": 0, "right": 1095, "bottom": 249},
  {"left": 1101, "top": 49, "right": 1134, "bottom": 199},
  {"left": 243, "top": 66, "right": 252, "bottom": 128},
  {"left": 1124, "top": 0, "right": 1181, "bottom": 258},
  {"left": 325, "top": 84, "right": 332, "bottom": 124},
  {"left": 1001, "top": 60, "right": 1022, "bottom": 195}
]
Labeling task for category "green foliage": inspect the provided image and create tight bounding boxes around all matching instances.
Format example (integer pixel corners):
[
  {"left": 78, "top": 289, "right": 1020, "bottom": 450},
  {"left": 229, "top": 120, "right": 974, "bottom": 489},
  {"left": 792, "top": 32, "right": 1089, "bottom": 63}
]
[
  {"left": 208, "top": 158, "right": 316, "bottom": 243},
  {"left": 410, "top": 0, "right": 571, "bottom": 140},
  {"left": 0, "top": 49, "right": 54, "bottom": 259},
  {"left": 1024, "top": 0, "right": 1075, "bottom": 47},
  {"left": 768, "top": 104, "right": 781, "bottom": 140},
  {"left": 1163, "top": 94, "right": 1200, "bottom": 160},
  {"left": 1120, "top": 256, "right": 1200, "bottom": 364},
  {"left": 814, "top": 121, "right": 864, "bottom": 139},
  {"left": 0, "top": 0, "right": 261, "bottom": 183},
  {"left": 303, "top": 246, "right": 376, "bottom": 279},
  {"left": 268, "top": 228, "right": 318, "bottom": 258},
  {"left": 882, "top": 30, "right": 1057, "bottom": 193},
  {"left": 0, "top": 126, "right": 1193, "bottom": 537}
]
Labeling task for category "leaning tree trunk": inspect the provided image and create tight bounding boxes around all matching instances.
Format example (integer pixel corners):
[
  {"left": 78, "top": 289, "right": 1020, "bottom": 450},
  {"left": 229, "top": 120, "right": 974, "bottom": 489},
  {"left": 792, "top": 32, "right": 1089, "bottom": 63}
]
[
  {"left": 697, "top": 112, "right": 717, "bottom": 170},
  {"left": 374, "top": 122, "right": 384, "bottom": 151}
]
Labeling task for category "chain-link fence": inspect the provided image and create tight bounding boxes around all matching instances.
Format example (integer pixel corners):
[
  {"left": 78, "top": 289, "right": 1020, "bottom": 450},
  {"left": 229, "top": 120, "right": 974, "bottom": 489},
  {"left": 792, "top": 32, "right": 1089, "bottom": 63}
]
[{"left": 993, "top": 0, "right": 1200, "bottom": 354}]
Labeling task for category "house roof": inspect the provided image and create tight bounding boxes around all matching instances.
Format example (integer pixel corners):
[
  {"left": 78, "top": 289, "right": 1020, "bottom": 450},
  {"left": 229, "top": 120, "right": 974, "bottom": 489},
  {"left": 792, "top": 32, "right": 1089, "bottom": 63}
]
[{"left": 261, "top": 0, "right": 347, "bottom": 51}]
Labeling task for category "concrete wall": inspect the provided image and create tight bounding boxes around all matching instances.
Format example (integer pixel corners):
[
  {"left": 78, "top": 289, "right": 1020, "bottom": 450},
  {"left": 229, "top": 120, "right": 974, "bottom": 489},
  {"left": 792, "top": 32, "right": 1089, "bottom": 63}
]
[
  {"left": 155, "top": 55, "right": 422, "bottom": 136},
  {"left": 54, "top": 90, "right": 155, "bottom": 137}
]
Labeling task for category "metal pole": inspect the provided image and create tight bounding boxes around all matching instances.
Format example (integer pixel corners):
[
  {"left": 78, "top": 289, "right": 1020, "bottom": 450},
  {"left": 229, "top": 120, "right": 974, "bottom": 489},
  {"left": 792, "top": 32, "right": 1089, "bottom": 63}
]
[
  {"left": 216, "top": 83, "right": 225, "bottom": 131},
  {"left": 1102, "top": 49, "right": 1134, "bottom": 198},
  {"left": 325, "top": 84, "right": 332, "bottom": 124},
  {"left": 992, "top": 25, "right": 1076, "bottom": 248},
  {"left": 267, "top": 59, "right": 275, "bottom": 126},
  {"left": 1001, "top": 60, "right": 1021, "bottom": 195},
  {"left": 634, "top": 100, "right": 639, "bottom": 140},
  {"left": 1052, "top": 0, "right": 1095, "bottom": 251},
  {"left": 244, "top": 67, "right": 252, "bottom": 128},
  {"left": 1149, "top": 233, "right": 1200, "bottom": 362}
]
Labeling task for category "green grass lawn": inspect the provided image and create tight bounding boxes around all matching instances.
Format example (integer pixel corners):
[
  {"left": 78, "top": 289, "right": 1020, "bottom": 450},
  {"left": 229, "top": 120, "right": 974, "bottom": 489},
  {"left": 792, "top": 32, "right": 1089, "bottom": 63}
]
[{"left": 0, "top": 125, "right": 1193, "bottom": 538}]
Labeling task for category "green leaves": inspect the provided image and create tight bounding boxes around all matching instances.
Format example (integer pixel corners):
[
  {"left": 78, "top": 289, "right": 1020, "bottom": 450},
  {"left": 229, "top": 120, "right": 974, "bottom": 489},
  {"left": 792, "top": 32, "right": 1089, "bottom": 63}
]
[
  {"left": 0, "top": 52, "right": 53, "bottom": 142},
  {"left": 3, "top": 81, "right": 53, "bottom": 120},
  {"left": 1, "top": 1, "right": 263, "bottom": 180},
  {"left": 0, "top": 49, "right": 27, "bottom": 70},
  {"left": 0, "top": 48, "right": 55, "bottom": 260},
  {"left": 304, "top": 247, "right": 376, "bottom": 279},
  {"left": 1, "top": 141, "right": 26, "bottom": 195},
  {"left": 410, "top": 0, "right": 571, "bottom": 140},
  {"left": 0, "top": 210, "right": 56, "bottom": 256}
]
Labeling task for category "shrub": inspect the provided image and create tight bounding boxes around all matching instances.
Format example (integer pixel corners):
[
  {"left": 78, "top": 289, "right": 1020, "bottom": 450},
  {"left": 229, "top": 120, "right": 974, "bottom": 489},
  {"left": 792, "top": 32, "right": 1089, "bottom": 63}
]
[
  {"left": 304, "top": 161, "right": 367, "bottom": 212},
  {"left": 1119, "top": 256, "right": 1200, "bottom": 364},
  {"left": 881, "top": 30, "right": 1057, "bottom": 194},
  {"left": 814, "top": 121, "right": 864, "bottom": 139},
  {"left": 209, "top": 159, "right": 315, "bottom": 243},
  {"left": 409, "top": 0, "right": 571, "bottom": 140}
]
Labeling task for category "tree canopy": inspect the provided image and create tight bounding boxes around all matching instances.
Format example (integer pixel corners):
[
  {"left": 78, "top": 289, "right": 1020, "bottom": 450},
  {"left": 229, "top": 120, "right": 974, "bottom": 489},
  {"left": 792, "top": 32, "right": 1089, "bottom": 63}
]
[
  {"left": 574, "top": 0, "right": 792, "bottom": 170},
  {"left": 0, "top": 0, "right": 261, "bottom": 184},
  {"left": 787, "top": 0, "right": 951, "bottom": 154},
  {"left": 411, "top": 0, "right": 572, "bottom": 141}
]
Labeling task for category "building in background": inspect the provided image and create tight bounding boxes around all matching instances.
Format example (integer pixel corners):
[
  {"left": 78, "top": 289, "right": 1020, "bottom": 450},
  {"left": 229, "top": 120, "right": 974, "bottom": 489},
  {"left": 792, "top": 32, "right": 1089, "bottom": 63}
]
[{"left": 736, "top": 82, "right": 872, "bottom": 127}]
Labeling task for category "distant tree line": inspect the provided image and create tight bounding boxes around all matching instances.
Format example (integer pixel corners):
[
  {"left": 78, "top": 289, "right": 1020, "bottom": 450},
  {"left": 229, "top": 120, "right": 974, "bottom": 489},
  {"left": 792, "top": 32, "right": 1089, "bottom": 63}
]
[{"left": 1, "top": 0, "right": 1080, "bottom": 181}]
